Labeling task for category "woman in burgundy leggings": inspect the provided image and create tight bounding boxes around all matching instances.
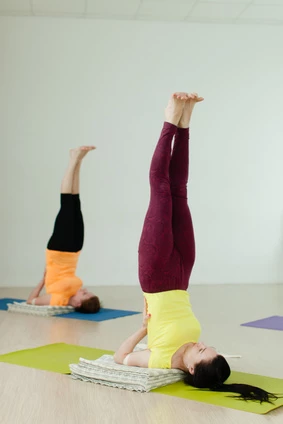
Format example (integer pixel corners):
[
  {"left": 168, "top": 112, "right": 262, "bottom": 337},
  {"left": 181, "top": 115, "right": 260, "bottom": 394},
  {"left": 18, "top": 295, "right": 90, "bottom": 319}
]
[{"left": 114, "top": 93, "right": 275, "bottom": 403}]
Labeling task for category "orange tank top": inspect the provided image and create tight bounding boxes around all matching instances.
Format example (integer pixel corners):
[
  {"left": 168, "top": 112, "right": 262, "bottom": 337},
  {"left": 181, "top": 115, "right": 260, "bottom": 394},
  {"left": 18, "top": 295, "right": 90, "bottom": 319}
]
[{"left": 45, "top": 249, "right": 83, "bottom": 306}]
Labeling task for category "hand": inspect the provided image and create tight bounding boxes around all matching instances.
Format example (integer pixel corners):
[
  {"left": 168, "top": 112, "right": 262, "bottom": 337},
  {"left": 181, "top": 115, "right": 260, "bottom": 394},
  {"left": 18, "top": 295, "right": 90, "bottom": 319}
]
[
  {"left": 142, "top": 314, "right": 151, "bottom": 329},
  {"left": 142, "top": 298, "right": 151, "bottom": 328}
]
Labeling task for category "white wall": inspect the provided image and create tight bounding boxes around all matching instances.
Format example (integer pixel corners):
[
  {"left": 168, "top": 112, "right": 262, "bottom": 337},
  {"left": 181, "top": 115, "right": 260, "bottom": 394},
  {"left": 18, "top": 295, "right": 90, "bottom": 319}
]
[{"left": 1, "top": 16, "right": 283, "bottom": 287}]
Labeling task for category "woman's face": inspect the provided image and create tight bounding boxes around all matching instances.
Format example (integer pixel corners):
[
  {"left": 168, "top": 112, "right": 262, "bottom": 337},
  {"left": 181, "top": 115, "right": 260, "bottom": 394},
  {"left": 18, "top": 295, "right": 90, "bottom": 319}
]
[
  {"left": 72, "top": 289, "right": 94, "bottom": 307},
  {"left": 184, "top": 342, "right": 218, "bottom": 374}
]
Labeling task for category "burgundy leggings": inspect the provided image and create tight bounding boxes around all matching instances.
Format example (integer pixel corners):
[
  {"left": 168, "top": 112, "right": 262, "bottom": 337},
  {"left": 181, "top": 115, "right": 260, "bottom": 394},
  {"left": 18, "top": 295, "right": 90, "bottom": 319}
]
[{"left": 138, "top": 122, "right": 195, "bottom": 293}]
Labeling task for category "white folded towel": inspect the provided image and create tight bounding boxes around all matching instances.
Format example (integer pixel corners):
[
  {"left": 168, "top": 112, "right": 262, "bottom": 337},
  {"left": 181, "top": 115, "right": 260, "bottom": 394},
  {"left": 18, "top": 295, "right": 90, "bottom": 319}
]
[
  {"left": 7, "top": 301, "right": 74, "bottom": 316},
  {"left": 70, "top": 354, "right": 184, "bottom": 392}
]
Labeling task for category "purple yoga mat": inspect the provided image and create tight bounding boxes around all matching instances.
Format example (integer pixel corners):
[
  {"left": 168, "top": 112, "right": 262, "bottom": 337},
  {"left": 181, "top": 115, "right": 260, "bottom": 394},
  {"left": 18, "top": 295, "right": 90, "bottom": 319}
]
[{"left": 241, "top": 315, "right": 283, "bottom": 331}]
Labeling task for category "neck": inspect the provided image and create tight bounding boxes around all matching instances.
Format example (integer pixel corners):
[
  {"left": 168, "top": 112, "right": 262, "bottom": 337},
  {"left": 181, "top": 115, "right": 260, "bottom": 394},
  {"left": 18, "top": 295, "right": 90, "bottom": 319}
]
[
  {"left": 172, "top": 343, "right": 193, "bottom": 371},
  {"left": 68, "top": 296, "right": 76, "bottom": 307}
]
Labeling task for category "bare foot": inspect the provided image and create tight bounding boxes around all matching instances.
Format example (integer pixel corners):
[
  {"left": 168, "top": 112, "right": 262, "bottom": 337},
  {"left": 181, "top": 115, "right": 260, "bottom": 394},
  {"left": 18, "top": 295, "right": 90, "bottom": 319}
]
[
  {"left": 165, "top": 92, "right": 188, "bottom": 126},
  {"left": 69, "top": 146, "right": 96, "bottom": 163},
  {"left": 178, "top": 93, "right": 204, "bottom": 128}
]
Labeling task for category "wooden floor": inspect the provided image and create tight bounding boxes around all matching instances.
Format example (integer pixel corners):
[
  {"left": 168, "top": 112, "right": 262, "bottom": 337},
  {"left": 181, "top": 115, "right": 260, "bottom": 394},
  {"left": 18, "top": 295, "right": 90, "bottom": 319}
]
[{"left": 0, "top": 284, "right": 283, "bottom": 424}]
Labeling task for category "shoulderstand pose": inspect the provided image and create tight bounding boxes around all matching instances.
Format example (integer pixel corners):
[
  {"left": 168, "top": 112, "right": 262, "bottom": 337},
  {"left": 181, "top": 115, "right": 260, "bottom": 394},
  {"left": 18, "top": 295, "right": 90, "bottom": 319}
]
[
  {"left": 115, "top": 93, "right": 276, "bottom": 402},
  {"left": 27, "top": 146, "right": 100, "bottom": 313}
]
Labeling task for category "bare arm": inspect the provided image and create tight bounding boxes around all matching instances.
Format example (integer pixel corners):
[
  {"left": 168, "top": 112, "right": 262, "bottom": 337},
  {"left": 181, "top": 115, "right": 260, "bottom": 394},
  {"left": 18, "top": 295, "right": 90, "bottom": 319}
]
[
  {"left": 114, "top": 299, "right": 151, "bottom": 367},
  {"left": 26, "top": 269, "right": 50, "bottom": 305},
  {"left": 114, "top": 327, "right": 149, "bottom": 365}
]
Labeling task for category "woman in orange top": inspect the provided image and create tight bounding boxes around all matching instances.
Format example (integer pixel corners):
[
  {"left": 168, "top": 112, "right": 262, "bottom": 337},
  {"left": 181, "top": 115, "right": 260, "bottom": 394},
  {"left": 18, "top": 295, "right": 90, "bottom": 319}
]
[{"left": 27, "top": 146, "right": 100, "bottom": 313}]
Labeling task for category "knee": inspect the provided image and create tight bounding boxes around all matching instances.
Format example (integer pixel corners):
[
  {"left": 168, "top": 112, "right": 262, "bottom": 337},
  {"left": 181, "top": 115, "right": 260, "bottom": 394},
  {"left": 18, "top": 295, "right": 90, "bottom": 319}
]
[
  {"left": 149, "top": 174, "right": 170, "bottom": 193},
  {"left": 171, "top": 186, "right": 187, "bottom": 198}
]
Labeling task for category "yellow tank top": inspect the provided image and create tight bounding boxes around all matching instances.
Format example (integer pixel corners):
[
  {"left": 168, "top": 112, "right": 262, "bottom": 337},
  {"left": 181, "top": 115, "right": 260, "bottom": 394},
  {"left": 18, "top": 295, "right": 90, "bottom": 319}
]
[
  {"left": 45, "top": 249, "right": 83, "bottom": 306},
  {"left": 144, "top": 290, "right": 201, "bottom": 369}
]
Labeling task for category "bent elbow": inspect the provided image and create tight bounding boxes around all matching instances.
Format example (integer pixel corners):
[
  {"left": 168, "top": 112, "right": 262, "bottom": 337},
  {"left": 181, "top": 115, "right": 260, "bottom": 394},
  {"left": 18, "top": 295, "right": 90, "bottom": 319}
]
[{"left": 113, "top": 352, "right": 122, "bottom": 364}]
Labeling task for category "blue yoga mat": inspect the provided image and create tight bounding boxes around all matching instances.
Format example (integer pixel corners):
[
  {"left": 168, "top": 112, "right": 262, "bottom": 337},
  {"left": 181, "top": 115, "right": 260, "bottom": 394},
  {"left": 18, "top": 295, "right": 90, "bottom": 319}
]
[{"left": 0, "top": 298, "right": 140, "bottom": 322}]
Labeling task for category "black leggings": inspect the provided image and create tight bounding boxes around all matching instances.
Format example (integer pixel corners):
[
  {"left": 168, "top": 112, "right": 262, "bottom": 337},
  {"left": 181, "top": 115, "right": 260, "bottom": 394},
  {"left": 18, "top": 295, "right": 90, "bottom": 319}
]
[{"left": 47, "top": 194, "right": 84, "bottom": 252}]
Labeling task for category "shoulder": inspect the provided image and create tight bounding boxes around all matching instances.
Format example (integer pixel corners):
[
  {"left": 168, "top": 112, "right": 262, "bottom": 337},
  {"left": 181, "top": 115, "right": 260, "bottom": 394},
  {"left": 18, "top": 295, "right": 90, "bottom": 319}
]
[
  {"left": 49, "top": 293, "right": 69, "bottom": 306},
  {"left": 148, "top": 348, "right": 172, "bottom": 369}
]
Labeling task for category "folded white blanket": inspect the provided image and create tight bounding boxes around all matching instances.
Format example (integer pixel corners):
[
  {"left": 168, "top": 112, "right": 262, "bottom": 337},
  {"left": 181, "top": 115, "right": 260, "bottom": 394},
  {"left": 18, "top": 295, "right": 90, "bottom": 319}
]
[
  {"left": 70, "top": 354, "right": 184, "bottom": 392},
  {"left": 7, "top": 301, "right": 74, "bottom": 316}
]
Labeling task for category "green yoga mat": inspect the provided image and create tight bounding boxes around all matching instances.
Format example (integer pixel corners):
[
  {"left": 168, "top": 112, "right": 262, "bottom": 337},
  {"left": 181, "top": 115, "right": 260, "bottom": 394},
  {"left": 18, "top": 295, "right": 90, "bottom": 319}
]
[
  {"left": 153, "top": 374, "right": 283, "bottom": 415},
  {"left": 0, "top": 343, "right": 282, "bottom": 415},
  {"left": 0, "top": 343, "right": 113, "bottom": 374}
]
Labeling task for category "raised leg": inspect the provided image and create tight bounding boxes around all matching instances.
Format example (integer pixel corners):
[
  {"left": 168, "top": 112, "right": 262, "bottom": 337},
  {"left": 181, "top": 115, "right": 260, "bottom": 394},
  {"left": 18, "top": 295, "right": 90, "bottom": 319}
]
[
  {"left": 72, "top": 146, "right": 95, "bottom": 194},
  {"left": 73, "top": 194, "right": 84, "bottom": 252},
  {"left": 47, "top": 194, "right": 76, "bottom": 252},
  {"left": 170, "top": 127, "right": 195, "bottom": 287},
  {"left": 138, "top": 93, "right": 186, "bottom": 292},
  {"left": 47, "top": 146, "right": 95, "bottom": 252},
  {"left": 169, "top": 93, "right": 204, "bottom": 287}
]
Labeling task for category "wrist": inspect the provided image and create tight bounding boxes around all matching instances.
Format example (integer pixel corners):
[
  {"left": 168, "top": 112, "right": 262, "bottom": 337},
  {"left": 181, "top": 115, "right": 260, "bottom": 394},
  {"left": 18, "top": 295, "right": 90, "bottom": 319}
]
[{"left": 139, "top": 327, "right": 147, "bottom": 336}]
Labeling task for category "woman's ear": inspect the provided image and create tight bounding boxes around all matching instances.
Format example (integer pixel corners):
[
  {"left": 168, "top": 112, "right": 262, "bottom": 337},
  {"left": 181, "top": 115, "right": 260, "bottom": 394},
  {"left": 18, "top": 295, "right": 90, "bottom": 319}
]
[{"left": 188, "top": 365, "right": 195, "bottom": 375}]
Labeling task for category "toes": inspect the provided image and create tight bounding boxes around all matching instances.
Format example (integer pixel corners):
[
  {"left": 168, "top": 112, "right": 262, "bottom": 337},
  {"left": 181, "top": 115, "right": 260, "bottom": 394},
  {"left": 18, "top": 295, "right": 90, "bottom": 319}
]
[
  {"left": 80, "top": 145, "right": 96, "bottom": 151},
  {"left": 174, "top": 92, "right": 188, "bottom": 100},
  {"left": 186, "top": 93, "right": 204, "bottom": 102}
]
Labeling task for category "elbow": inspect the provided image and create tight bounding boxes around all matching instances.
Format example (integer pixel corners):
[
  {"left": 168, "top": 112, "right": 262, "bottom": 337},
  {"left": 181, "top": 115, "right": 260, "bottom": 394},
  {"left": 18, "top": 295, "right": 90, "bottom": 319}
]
[{"left": 113, "top": 352, "right": 124, "bottom": 365}]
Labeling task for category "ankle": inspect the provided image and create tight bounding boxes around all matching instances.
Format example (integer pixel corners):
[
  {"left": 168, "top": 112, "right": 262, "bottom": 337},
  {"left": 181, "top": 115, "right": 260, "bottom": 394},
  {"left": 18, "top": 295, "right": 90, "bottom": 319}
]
[{"left": 165, "top": 115, "right": 181, "bottom": 126}]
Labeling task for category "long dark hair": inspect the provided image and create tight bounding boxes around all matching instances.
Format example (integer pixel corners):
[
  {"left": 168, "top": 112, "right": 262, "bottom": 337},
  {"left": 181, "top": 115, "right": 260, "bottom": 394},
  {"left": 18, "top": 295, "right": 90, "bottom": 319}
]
[{"left": 184, "top": 355, "right": 278, "bottom": 403}]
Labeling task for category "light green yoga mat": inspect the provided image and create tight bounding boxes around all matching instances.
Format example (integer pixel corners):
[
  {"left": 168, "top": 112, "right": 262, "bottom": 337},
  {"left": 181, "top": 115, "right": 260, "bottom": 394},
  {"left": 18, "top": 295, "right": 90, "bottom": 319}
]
[
  {"left": 0, "top": 343, "right": 113, "bottom": 374},
  {"left": 153, "top": 373, "right": 283, "bottom": 415},
  {"left": 0, "top": 343, "right": 282, "bottom": 415}
]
